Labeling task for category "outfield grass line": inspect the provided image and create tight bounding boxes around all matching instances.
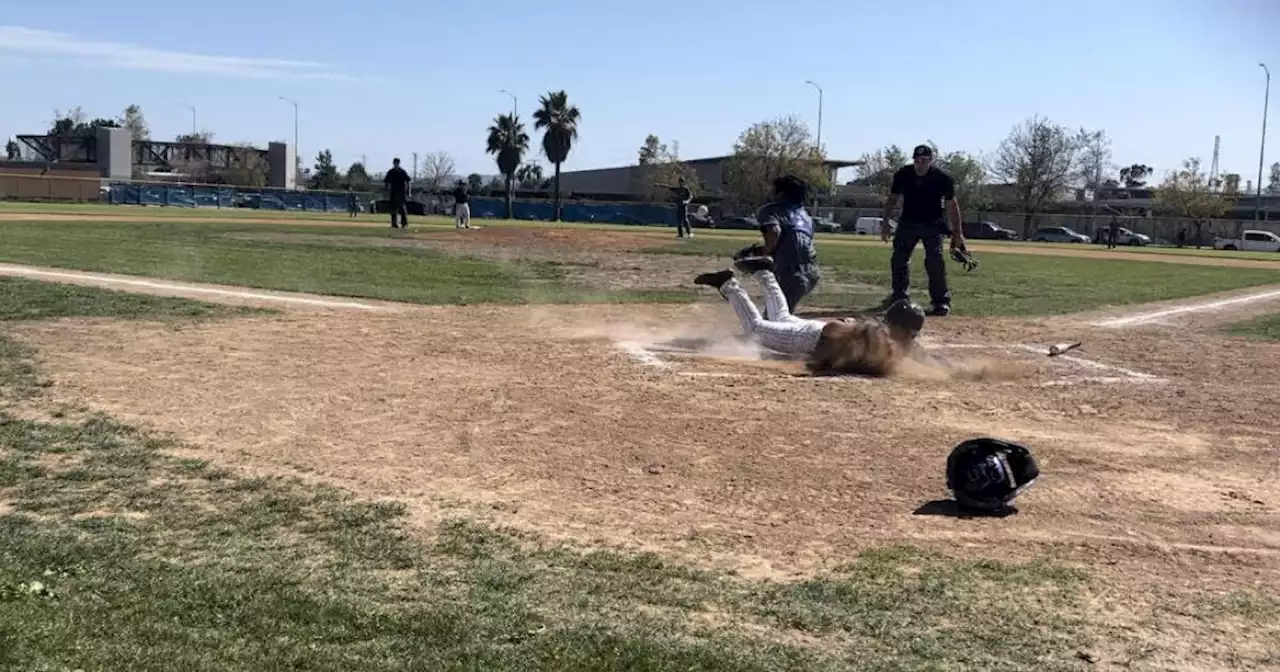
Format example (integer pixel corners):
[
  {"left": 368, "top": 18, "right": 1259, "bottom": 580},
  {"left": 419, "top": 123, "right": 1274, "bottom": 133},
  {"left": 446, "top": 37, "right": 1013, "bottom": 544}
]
[
  {"left": 0, "top": 263, "right": 391, "bottom": 311},
  {"left": 1093, "top": 288, "right": 1280, "bottom": 328}
]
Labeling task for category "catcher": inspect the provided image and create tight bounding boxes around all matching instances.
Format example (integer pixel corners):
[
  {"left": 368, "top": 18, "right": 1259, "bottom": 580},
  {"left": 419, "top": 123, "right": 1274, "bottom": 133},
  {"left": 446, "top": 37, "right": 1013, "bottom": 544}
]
[
  {"left": 694, "top": 256, "right": 926, "bottom": 377},
  {"left": 731, "top": 174, "right": 821, "bottom": 319}
]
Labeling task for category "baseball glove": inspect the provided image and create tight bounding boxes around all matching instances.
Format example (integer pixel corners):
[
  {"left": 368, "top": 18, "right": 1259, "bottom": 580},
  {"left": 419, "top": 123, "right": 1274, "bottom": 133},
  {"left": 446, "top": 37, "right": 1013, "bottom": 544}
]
[
  {"left": 734, "top": 243, "right": 766, "bottom": 261},
  {"left": 950, "top": 246, "right": 979, "bottom": 272}
]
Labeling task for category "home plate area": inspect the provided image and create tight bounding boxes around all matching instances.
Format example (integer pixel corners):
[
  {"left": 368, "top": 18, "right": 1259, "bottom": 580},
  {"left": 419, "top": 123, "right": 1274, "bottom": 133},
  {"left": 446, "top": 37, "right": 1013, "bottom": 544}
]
[{"left": 616, "top": 337, "right": 1165, "bottom": 386}]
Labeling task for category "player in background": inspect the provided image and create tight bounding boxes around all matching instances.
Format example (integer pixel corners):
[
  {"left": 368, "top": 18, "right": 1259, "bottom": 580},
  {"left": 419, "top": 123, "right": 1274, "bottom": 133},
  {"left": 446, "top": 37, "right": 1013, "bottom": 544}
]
[
  {"left": 694, "top": 256, "right": 925, "bottom": 377},
  {"left": 659, "top": 177, "right": 694, "bottom": 238},
  {"left": 383, "top": 158, "right": 412, "bottom": 229},
  {"left": 452, "top": 179, "right": 472, "bottom": 229}
]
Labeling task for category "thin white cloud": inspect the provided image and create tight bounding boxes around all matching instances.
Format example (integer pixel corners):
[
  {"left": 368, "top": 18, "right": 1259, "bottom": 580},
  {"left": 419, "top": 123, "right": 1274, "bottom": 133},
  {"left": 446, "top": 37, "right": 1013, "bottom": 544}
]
[{"left": 0, "top": 26, "right": 358, "bottom": 81}]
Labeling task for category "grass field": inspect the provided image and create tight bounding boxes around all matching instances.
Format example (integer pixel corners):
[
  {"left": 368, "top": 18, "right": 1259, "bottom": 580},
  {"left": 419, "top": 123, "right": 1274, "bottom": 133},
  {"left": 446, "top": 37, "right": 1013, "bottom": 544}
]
[
  {"left": 2, "top": 218, "right": 1279, "bottom": 316},
  {"left": 1222, "top": 312, "right": 1280, "bottom": 341},
  {"left": 1, "top": 208, "right": 1278, "bottom": 670}
]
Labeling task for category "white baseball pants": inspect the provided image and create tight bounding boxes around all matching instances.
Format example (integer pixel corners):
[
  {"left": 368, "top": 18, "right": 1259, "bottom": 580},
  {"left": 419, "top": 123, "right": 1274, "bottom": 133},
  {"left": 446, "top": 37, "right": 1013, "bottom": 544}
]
[
  {"left": 455, "top": 203, "right": 471, "bottom": 228},
  {"left": 720, "top": 271, "right": 825, "bottom": 355}
]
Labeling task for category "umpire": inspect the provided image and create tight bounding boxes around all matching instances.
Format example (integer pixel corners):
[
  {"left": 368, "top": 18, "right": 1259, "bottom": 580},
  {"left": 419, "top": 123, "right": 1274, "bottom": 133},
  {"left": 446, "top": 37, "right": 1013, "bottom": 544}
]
[{"left": 878, "top": 145, "right": 966, "bottom": 316}]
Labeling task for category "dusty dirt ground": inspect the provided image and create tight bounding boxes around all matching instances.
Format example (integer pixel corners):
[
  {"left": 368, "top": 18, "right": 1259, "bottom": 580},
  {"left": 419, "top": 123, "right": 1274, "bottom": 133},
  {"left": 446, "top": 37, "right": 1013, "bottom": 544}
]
[{"left": 2, "top": 222, "right": 1279, "bottom": 667}]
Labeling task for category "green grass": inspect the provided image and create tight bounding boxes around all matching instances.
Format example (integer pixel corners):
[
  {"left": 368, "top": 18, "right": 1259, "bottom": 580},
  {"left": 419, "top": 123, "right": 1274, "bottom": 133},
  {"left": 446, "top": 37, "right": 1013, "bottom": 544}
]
[
  {"left": 0, "top": 220, "right": 697, "bottom": 306},
  {"left": 1220, "top": 312, "right": 1280, "bottom": 341},
  {"left": 647, "top": 238, "right": 1280, "bottom": 317},
  {"left": 0, "top": 276, "right": 264, "bottom": 322}
]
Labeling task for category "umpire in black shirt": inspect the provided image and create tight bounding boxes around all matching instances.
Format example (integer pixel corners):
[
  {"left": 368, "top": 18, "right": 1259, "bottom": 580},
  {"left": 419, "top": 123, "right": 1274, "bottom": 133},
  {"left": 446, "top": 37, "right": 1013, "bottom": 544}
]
[
  {"left": 879, "top": 145, "right": 966, "bottom": 316},
  {"left": 384, "top": 158, "right": 411, "bottom": 229}
]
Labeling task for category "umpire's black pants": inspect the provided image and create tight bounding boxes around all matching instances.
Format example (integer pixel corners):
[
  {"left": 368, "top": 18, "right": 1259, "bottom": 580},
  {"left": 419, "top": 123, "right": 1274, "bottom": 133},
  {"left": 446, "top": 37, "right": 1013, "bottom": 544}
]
[
  {"left": 389, "top": 195, "right": 408, "bottom": 228},
  {"left": 890, "top": 219, "right": 950, "bottom": 307}
]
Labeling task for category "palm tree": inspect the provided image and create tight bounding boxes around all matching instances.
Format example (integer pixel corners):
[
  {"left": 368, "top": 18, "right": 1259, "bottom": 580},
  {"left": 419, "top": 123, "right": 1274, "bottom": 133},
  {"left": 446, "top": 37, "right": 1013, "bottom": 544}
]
[
  {"left": 485, "top": 113, "right": 530, "bottom": 220},
  {"left": 532, "top": 90, "right": 581, "bottom": 221}
]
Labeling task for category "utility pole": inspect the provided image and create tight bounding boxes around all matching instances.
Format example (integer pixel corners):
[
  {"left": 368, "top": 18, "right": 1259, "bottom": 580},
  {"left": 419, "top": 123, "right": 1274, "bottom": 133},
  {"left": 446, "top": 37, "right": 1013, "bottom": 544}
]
[
  {"left": 1257, "top": 63, "right": 1271, "bottom": 223},
  {"left": 499, "top": 89, "right": 517, "bottom": 118},
  {"left": 182, "top": 104, "right": 196, "bottom": 137}
]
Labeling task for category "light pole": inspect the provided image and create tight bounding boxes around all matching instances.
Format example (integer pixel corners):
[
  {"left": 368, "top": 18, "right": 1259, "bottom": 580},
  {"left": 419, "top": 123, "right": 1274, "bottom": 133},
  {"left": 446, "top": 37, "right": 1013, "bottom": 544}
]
[
  {"left": 279, "top": 96, "right": 299, "bottom": 188},
  {"left": 804, "top": 80, "right": 823, "bottom": 154},
  {"left": 1257, "top": 63, "right": 1270, "bottom": 223},
  {"left": 499, "top": 89, "right": 517, "bottom": 118},
  {"left": 182, "top": 104, "right": 196, "bottom": 136}
]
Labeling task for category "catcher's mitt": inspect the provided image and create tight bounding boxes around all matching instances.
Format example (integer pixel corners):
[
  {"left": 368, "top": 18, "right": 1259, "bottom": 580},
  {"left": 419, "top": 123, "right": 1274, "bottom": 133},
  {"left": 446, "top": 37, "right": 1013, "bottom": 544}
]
[
  {"left": 734, "top": 243, "right": 766, "bottom": 261},
  {"left": 950, "top": 246, "right": 979, "bottom": 272}
]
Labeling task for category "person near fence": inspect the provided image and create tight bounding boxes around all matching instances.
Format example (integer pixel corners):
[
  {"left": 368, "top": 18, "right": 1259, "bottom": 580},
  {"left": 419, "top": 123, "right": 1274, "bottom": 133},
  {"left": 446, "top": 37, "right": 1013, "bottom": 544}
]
[
  {"left": 384, "top": 158, "right": 411, "bottom": 229},
  {"left": 658, "top": 177, "right": 694, "bottom": 238},
  {"left": 878, "top": 145, "right": 965, "bottom": 317},
  {"left": 452, "top": 180, "right": 472, "bottom": 229}
]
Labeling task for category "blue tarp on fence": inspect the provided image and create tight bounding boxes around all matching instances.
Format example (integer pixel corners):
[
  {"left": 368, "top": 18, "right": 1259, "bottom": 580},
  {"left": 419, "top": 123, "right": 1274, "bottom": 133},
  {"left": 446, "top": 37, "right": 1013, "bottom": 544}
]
[{"left": 105, "top": 182, "right": 681, "bottom": 226}]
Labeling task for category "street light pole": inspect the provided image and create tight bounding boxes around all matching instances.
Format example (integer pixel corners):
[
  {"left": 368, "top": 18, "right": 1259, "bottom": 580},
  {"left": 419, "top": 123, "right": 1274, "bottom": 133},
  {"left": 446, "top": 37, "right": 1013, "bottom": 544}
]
[
  {"left": 1257, "top": 63, "right": 1271, "bottom": 223},
  {"left": 804, "top": 80, "right": 823, "bottom": 153},
  {"left": 182, "top": 104, "right": 196, "bottom": 136},
  {"left": 499, "top": 89, "right": 517, "bottom": 118},
  {"left": 279, "top": 96, "right": 299, "bottom": 188}
]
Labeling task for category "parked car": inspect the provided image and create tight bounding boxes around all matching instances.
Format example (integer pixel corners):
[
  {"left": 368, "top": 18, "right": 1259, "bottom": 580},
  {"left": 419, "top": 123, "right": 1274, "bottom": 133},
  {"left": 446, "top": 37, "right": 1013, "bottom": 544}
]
[
  {"left": 1030, "top": 226, "right": 1090, "bottom": 243},
  {"left": 812, "top": 215, "right": 842, "bottom": 233},
  {"left": 962, "top": 220, "right": 1019, "bottom": 240},
  {"left": 1093, "top": 227, "right": 1152, "bottom": 246},
  {"left": 1213, "top": 230, "right": 1280, "bottom": 252},
  {"left": 852, "top": 216, "right": 897, "bottom": 235}
]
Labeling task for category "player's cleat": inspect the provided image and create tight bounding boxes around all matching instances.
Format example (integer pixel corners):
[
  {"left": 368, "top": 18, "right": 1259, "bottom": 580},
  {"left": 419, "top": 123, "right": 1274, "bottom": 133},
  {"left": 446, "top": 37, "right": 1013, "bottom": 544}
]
[
  {"left": 693, "top": 269, "right": 734, "bottom": 290},
  {"left": 929, "top": 303, "right": 951, "bottom": 317},
  {"left": 733, "top": 256, "right": 774, "bottom": 275}
]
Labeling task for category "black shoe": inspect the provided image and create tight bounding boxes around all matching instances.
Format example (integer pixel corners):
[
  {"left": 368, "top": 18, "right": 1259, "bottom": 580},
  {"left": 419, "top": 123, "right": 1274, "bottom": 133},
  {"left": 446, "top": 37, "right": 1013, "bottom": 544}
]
[
  {"left": 693, "top": 270, "right": 734, "bottom": 290},
  {"left": 873, "top": 294, "right": 908, "bottom": 312},
  {"left": 929, "top": 303, "right": 951, "bottom": 317},
  {"left": 733, "top": 256, "right": 773, "bottom": 275}
]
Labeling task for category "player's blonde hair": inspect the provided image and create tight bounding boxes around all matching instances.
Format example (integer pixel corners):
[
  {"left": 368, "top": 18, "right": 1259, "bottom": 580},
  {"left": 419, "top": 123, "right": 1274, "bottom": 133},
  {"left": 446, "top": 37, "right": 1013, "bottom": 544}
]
[{"left": 806, "top": 320, "right": 912, "bottom": 377}]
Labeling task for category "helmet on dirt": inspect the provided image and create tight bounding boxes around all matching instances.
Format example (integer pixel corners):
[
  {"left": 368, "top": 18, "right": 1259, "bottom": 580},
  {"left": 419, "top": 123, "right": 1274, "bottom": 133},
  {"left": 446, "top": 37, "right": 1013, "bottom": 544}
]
[
  {"left": 946, "top": 438, "right": 1039, "bottom": 513},
  {"left": 884, "top": 299, "right": 926, "bottom": 335}
]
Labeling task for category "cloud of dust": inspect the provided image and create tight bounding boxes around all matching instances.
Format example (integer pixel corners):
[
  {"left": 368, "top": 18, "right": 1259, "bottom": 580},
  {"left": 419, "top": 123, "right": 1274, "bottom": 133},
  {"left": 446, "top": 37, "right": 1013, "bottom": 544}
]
[
  {"left": 894, "top": 350, "right": 1032, "bottom": 382},
  {"left": 525, "top": 303, "right": 775, "bottom": 362}
]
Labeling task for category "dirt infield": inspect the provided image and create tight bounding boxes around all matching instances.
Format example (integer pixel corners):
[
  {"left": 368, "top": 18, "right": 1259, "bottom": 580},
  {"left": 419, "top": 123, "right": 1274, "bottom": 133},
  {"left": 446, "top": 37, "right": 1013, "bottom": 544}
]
[{"left": 9, "top": 280, "right": 1278, "bottom": 593}]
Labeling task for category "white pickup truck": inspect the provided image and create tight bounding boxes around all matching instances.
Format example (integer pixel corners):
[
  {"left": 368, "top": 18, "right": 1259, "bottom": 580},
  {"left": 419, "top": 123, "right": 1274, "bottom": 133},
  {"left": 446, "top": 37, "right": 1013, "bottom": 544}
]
[{"left": 1213, "top": 230, "right": 1280, "bottom": 252}]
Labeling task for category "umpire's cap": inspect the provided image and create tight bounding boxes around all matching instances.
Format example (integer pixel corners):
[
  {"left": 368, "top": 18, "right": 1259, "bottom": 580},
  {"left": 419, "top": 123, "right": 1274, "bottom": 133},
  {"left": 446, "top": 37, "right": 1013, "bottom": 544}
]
[{"left": 885, "top": 299, "right": 926, "bottom": 335}]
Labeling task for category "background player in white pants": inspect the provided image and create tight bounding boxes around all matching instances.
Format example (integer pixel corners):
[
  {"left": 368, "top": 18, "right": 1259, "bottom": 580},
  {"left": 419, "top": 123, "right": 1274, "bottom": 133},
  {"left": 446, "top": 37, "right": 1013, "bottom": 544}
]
[
  {"left": 694, "top": 257, "right": 926, "bottom": 376},
  {"left": 452, "top": 180, "right": 472, "bottom": 229}
]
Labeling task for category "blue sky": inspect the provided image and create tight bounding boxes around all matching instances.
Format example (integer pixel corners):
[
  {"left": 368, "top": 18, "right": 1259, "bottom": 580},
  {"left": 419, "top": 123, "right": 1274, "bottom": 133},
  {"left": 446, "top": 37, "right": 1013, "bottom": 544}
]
[{"left": 1, "top": 0, "right": 1277, "bottom": 186}]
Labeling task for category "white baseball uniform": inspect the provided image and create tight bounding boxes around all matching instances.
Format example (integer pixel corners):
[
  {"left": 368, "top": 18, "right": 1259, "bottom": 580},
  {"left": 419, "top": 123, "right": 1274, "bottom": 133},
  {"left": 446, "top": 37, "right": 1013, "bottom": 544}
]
[{"left": 720, "top": 270, "right": 826, "bottom": 355}]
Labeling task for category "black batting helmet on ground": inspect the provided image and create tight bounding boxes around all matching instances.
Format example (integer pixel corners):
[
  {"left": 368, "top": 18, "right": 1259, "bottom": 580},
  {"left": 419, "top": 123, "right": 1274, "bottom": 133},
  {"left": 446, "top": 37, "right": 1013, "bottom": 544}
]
[
  {"left": 946, "top": 438, "right": 1039, "bottom": 513},
  {"left": 884, "top": 299, "right": 926, "bottom": 335}
]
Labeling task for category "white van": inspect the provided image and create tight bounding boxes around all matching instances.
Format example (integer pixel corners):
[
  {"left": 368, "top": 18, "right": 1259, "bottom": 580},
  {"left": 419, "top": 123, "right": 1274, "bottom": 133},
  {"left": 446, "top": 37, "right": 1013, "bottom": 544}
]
[{"left": 854, "top": 216, "right": 897, "bottom": 235}]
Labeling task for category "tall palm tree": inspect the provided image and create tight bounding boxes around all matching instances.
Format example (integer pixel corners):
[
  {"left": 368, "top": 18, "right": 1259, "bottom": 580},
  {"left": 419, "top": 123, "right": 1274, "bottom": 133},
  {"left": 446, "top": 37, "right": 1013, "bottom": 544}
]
[
  {"left": 485, "top": 113, "right": 530, "bottom": 220},
  {"left": 532, "top": 90, "right": 580, "bottom": 221}
]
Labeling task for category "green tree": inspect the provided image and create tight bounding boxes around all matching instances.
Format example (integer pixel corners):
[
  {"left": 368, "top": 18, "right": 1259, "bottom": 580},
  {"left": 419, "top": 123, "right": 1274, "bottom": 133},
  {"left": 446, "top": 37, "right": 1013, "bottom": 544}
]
[
  {"left": 486, "top": 112, "right": 531, "bottom": 219},
  {"left": 309, "top": 149, "right": 341, "bottom": 190},
  {"left": 120, "top": 104, "right": 149, "bottom": 141},
  {"left": 1118, "top": 163, "right": 1153, "bottom": 188},
  {"left": 467, "top": 173, "right": 484, "bottom": 192},
  {"left": 632, "top": 134, "right": 701, "bottom": 201},
  {"left": 936, "top": 149, "right": 989, "bottom": 213},
  {"left": 345, "top": 161, "right": 370, "bottom": 189},
  {"left": 989, "top": 115, "right": 1084, "bottom": 236},
  {"left": 724, "top": 115, "right": 830, "bottom": 210},
  {"left": 532, "top": 90, "right": 581, "bottom": 221},
  {"left": 853, "top": 144, "right": 908, "bottom": 196},
  {"left": 516, "top": 162, "right": 544, "bottom": 189},
  {"left": 1267, "top": 162, "right": 1280, "bottom": 195},
  {"left": 1153, "top": 157, "right": 1234, "bottom": 222},
  {"left": 4, "top": 138, "right": 19, "bottom": 160}
]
